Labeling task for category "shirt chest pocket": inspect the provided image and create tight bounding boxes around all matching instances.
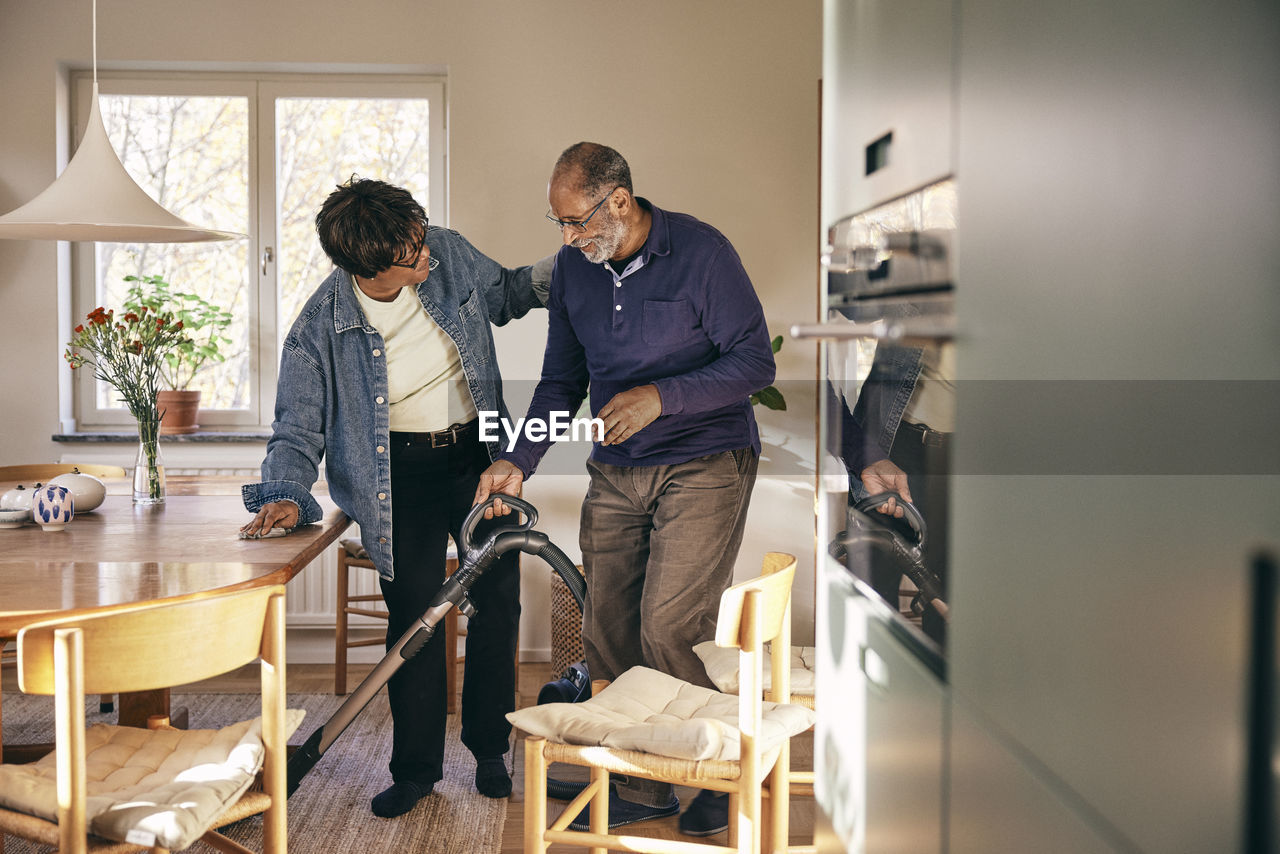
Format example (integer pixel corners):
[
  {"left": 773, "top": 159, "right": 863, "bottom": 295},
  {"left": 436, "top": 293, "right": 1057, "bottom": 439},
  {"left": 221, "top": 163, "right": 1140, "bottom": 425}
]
[
  {"left": 457, "top": 288, "right": 481, "bottom": 324},
  {"left": 641, "top": 298, "right": 698, "bottom": 347},
  {"left": 452, "top": 288, "right": 484, "bottom": 346}
]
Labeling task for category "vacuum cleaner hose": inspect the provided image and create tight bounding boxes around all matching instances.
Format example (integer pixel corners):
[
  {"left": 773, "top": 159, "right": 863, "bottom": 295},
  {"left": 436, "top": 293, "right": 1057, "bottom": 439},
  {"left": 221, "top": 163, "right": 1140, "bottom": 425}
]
[
  {"left": 286, "top": 495, "right": 584, "bottom": 796},
  {"left": 536, "top": 541, "right": 585, "bottom": 609}
]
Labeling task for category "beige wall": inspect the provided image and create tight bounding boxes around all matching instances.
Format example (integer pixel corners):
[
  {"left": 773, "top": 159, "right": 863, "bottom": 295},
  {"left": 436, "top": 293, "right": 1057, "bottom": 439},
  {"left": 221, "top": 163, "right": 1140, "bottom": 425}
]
[{"left": 0, "top": 0, "right": 822, "bottom": 642}]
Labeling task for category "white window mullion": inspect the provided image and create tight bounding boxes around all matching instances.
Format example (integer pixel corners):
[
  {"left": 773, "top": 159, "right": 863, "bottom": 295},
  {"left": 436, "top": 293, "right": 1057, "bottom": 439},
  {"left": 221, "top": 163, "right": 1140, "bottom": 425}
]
[{"left": 255, "top": 80, "right": 278, "bottom": 427}]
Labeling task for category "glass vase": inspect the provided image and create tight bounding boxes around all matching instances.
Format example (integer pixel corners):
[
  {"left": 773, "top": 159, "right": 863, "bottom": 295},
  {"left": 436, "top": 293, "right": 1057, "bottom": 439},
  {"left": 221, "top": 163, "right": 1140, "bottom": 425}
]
[{"left": 132, "top": 418, "right": 166, "bottom": 505}]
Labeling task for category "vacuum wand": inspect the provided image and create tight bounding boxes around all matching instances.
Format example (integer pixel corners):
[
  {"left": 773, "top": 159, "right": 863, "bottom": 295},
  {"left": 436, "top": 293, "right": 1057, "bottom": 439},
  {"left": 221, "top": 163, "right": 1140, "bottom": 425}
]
[{"left": 287, "top": 496, "right": 584, "bottom": 795}]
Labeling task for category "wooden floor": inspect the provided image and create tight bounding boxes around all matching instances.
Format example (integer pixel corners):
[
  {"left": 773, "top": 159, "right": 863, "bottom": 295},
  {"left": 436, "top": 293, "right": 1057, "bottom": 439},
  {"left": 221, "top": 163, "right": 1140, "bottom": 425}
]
[{"left": 4, "top": 659, "right": 814, "bottom": 852}]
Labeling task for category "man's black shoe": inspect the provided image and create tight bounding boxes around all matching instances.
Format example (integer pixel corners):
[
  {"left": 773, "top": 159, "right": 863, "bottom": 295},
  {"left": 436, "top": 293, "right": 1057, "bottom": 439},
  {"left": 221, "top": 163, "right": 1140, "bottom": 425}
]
[
  {"left": 567, "top": 792, "right": 680, "bottom": 831},
  {"left": 678, "top": 789, "right": 729, "bottom": 836}
]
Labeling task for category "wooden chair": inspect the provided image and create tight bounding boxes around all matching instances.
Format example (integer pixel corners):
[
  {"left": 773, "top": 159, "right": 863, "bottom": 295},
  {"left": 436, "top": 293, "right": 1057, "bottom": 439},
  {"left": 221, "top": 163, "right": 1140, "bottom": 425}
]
[
  {"left": 0, "top": 463, "right": 127, "bottom": 482},
  {"left": 692, "top": 639, "right": 816, "bottom": 853},
  {"left": 335, "top": 539, "right": 487, "bottom": 712},
  {"left": 515, "top": 552, "right": 815, "bottom": 854},
  {"left": 0, "top": 585, "right": 289, "bottom": 853}
]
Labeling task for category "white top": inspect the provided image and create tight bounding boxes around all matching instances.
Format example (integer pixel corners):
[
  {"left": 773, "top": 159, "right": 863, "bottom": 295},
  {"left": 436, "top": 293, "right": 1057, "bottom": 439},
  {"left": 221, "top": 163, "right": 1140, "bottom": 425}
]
[
  {"left": 902, "top": 341, "right": 955, "bottom": 433},
  {"left": 352, "top": 283, "right": 477, "bottom": 431}
]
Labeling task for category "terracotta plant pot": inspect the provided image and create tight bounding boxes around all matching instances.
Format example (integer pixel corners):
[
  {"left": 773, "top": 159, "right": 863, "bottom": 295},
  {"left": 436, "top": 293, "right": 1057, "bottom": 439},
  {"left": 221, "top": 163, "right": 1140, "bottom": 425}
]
[{"left": 156, "top": 389, "right": 201, "bottom": 435}]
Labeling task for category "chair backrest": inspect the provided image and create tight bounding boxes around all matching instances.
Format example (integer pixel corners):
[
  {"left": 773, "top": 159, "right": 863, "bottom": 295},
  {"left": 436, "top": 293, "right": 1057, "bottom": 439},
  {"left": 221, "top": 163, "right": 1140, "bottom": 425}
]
[
  {"left": 716, "top": 552, "right": 797, "bottom": 710},
  {"left": 0, "top": 463, "right": 127, "bottom": 482},
  {"left": 18, "top": 587, "right": 284, "bottom": 696},
  {"left": 11, "top": 586, "right": 288, "bottom": 854},
  {"left": 714, "top": 552, "right": 796, "bottom": 653}
]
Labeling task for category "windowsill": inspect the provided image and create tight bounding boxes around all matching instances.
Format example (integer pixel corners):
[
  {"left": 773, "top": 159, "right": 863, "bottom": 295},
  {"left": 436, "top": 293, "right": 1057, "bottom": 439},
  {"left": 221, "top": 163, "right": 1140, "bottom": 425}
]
[{"left": 53, "top": 431, "right": 271, "bottom": 444}]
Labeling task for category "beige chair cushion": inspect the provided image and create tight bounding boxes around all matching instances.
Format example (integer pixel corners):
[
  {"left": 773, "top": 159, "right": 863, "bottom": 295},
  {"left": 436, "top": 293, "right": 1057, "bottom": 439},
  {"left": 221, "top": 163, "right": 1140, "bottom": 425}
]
[
  {"left": 507, "top": 666, "right": 814, "bottom": 762},
  {"left": 693, "top": 641, "right": 817, "bottom": 696},
  {"left": 0, "top": 710, "right": 304, "bottom": 850}
]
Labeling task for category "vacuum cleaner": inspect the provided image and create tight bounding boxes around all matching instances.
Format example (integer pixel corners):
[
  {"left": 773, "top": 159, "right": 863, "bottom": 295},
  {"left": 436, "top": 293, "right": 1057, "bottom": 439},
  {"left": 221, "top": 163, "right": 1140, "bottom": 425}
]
[
  {"left": 286, "top": 494, "right": 585, "bottom": 795},
  {"left": 829, "top": 491, "right": 949, "bottom": 621}
]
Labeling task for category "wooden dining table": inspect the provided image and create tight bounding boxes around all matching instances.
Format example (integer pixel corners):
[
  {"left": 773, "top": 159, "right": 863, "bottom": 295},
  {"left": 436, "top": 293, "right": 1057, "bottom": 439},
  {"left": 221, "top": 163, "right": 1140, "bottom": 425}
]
[{"left": 0, "top": 475, "right": 351, "bottom": 743}]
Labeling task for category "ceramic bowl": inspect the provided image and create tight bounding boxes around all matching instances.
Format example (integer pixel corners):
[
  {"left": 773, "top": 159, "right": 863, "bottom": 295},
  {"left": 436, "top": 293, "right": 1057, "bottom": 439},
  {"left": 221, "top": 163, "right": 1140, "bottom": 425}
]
[
  {"left": 48, "top": 470, "right": 107, "bottom": 512},
  {"left": 31, "top": 483, "right": 74, "bottom": 532},
  {"left": 1, "top": 484, "right": 34, "bottom": 511},
  {"left": 0, "top": 507, "right": 28, "bottom": 528}
]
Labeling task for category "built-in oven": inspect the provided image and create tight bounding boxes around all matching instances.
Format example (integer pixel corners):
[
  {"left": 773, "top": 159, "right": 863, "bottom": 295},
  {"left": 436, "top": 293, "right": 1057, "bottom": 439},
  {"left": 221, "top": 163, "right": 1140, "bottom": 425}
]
[{"left": 793, "top": 177, "right": 956, "bottom": 852}]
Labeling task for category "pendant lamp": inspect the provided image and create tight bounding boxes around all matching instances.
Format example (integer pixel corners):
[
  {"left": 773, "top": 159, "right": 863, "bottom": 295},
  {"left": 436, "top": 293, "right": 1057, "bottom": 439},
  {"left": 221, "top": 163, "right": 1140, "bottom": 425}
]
[{"left": 0, "top": 0, "right": 241, "bottom": 242}]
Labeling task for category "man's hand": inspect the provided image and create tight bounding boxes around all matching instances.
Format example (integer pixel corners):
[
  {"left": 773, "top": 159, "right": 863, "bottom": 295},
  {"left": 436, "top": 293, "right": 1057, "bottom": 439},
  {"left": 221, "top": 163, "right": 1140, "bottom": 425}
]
[
  {"left": 859, "top": 459, "right": 912, "bottom": 517},
  {"left": 240, "top": 500, "right": 300, "bottom": 536},
  {"left": 598, "top": 384, "right": 662, "bottom": 446},
  {"left": 473, "top": 460, "right": 525, "bottom": 519}
]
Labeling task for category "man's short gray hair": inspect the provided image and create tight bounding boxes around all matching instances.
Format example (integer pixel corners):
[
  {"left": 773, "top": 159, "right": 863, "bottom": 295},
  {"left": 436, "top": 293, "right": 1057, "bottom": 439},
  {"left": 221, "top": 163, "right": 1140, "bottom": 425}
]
[{"left": 553, "top": 142, "right": 633, "bottom": 198}]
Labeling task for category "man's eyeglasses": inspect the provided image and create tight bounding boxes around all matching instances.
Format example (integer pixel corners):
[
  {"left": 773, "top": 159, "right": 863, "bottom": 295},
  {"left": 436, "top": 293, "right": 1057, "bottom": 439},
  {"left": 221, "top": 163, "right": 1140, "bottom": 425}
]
[
  {"left": 388, "top": 228, "right": 426, "bottom": 269},
  {"left": 546, "top": 187, "right": 620, "bottom": 233}
]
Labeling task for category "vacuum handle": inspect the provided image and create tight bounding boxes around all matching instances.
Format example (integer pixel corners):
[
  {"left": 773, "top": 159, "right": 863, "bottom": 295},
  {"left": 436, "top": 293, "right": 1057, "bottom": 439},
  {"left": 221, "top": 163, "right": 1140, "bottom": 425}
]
[
  {"left": 460, "top": 494, "right": 537, "bottom": 550},
  {"left": 854, "top": 491, "right": 927, "bottom": 550}
]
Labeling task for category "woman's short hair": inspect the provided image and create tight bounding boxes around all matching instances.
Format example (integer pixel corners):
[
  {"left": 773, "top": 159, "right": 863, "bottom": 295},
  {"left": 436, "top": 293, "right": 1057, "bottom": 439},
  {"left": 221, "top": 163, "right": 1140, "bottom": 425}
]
[{"left": 315, "top": 177, "right": 427, "bottom": 279}]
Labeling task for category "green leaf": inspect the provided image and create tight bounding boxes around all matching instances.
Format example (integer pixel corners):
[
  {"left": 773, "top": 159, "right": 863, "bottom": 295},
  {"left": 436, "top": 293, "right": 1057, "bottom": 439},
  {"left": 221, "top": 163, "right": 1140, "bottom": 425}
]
[
  {"left": 751, "top": 385, "right": 787, "bottom": 411},
  {"left": 770, "top": 334, "right": 783, "bottom": 354}
]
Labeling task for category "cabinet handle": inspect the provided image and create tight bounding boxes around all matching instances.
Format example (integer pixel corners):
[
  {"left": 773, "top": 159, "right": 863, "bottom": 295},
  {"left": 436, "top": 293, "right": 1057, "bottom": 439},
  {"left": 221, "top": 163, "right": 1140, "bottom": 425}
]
[
  {"left": 790, "top": 319, "right": 955, "bottom": 343},
  {"left": 860, "top": 645, "right": 890, "bottom": 691}
]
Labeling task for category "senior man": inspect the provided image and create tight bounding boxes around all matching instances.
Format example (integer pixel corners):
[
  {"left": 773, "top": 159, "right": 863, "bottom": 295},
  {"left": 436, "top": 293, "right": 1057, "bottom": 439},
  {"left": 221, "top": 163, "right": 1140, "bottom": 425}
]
[{"left": 475, "top": 143, "right": 775, "bottom": 835}]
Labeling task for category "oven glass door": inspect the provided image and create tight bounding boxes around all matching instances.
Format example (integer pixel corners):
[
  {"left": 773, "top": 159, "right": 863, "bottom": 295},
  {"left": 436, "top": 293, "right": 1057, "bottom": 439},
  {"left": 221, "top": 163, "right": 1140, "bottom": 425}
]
[{"left": 822, "top": 315, "right": 952, "bottom": 660}]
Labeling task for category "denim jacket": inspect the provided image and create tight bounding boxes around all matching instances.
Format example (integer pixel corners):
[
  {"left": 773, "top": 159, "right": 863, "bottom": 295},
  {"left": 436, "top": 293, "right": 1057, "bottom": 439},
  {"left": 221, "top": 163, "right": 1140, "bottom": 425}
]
[
  {"left": 242, "top": 226, "right": 550, "bottom": 580},
  {"left": 839, "top": 343, "right": 923, "bottom": 500}
]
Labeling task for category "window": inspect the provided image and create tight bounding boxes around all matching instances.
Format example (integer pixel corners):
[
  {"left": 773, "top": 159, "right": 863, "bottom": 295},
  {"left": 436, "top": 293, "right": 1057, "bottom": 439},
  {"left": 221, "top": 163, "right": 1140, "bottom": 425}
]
[{"left": 70, "top": 72, "right": 445, "bottom": 430}]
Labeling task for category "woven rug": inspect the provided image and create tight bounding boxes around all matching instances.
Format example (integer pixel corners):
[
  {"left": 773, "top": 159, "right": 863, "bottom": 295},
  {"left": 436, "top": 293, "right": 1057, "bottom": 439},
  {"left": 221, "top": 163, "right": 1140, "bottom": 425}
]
[{"left": 0, "top": 691, "right": 509, "bottom": 853}]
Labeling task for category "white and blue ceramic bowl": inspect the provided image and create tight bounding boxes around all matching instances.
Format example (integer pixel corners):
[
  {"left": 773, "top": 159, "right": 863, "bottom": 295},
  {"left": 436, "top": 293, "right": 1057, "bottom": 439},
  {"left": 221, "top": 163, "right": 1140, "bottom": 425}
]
[
  {"left": 0, "top": 507, "right": 28, "bottom": 528},
  {"left": 31, "top": 483, "right": 74, "bottom": 531}
]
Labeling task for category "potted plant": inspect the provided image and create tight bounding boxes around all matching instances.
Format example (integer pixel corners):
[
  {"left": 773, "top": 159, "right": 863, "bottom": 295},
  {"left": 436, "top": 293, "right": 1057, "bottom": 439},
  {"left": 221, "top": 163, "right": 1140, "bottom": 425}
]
[{"left": 122, "top": 274, "right": 233, "bottom": 434}]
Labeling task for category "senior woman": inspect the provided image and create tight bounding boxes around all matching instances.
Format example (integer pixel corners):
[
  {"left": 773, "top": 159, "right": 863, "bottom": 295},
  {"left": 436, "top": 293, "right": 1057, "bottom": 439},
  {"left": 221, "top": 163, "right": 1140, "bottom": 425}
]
[{"left": 242, "top": 177, "right": 550, "bottom": 817}]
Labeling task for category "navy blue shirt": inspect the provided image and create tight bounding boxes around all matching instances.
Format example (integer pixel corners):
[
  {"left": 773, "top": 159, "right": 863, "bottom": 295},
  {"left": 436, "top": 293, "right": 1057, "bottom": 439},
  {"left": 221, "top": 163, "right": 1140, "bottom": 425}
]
[{"left": 503, "top": 199, "right": 775, "bottom": 475}]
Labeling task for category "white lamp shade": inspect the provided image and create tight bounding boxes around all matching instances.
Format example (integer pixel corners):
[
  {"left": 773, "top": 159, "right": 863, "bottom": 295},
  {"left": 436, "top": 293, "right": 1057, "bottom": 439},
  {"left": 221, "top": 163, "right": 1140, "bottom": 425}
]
[{"left": 0, "top": 84, "right": 242, "bottom": 243}]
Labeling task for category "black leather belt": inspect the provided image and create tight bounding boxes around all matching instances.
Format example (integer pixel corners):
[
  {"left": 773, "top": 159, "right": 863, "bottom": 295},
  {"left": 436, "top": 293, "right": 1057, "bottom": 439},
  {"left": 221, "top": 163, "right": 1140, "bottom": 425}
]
[
  {"left": 390, "top": 419, "right": 477, "bottom": 448},
  {"left": 899, "top": 420, "right": 951, "bottom": 448}
]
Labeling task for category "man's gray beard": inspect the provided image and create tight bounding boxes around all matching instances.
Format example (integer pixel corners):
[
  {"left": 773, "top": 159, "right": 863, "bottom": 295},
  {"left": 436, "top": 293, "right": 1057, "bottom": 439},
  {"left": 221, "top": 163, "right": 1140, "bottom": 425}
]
[{"left": 575, "top": 209, "right": 626, "bottom": 264}]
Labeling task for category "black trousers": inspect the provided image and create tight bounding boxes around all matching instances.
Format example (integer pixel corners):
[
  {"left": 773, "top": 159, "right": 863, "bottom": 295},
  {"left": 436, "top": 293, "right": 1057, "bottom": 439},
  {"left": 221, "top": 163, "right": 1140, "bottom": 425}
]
[
  {"left": 380, "top": 434, "right": 520, "bottom": 785},
  {"left": 869, "top": 426, "right": 950, "bottom": 646}
]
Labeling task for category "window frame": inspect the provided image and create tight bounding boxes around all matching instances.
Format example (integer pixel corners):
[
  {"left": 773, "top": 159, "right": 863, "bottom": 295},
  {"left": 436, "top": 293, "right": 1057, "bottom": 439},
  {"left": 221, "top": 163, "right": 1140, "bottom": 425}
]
[{"left": 69, "top": 70, "right": 447, "bottom": 431}]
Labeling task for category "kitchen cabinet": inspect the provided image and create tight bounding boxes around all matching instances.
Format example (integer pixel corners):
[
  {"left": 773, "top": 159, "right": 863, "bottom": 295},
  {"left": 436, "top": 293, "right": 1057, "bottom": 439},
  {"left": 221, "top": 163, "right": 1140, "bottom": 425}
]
[
  {"left": 950, "top": 0, "right": 1280, "bottom": 850},
  {"left": 948, "top": 700, "right": 1124, "bottom": 854},
  {"left": 862, "top": 614, "right": 946, "bottom": 853},
  {"left": 815, "top": 567, "right": 946, "bottom": 854},
  {"left": 821, "top": 0, "right": 954, "bottom": 224},
  {"left": 817, "top": 0, "right": 1279, "bottom": 851}
]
